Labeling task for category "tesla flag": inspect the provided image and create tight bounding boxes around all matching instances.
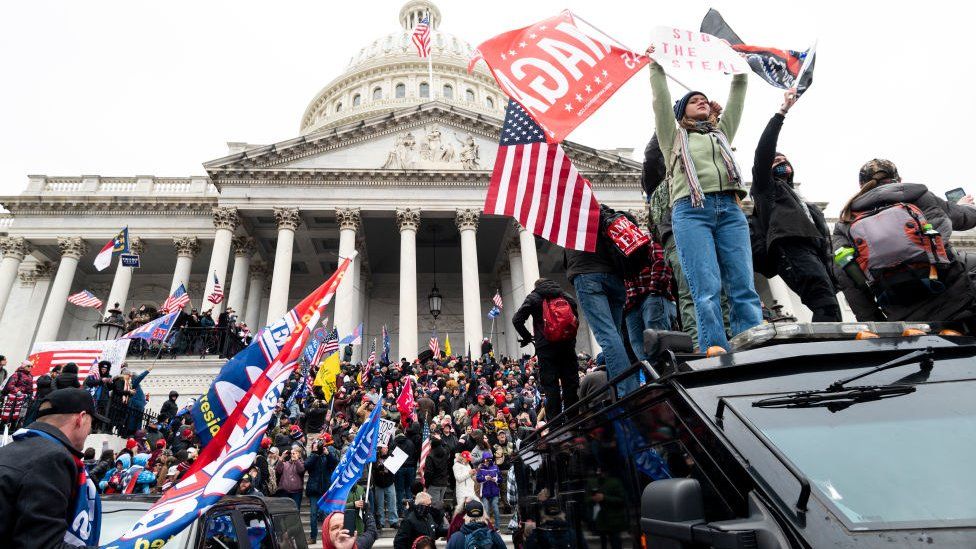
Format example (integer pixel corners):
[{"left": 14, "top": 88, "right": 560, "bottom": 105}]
[{"left": 470, "top": 10, "right": 647, "bottom": 142}]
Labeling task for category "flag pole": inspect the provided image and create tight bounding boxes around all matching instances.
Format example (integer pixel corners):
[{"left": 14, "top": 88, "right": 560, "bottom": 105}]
[
  {"left": 426, "top": 10, "right": 435, "bottom": 99},
  {"left": 573, "top": 12, "right": 692, "bottom": 92}
]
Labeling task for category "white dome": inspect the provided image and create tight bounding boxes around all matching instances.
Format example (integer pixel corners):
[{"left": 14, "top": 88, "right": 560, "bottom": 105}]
[{"left": 300, "top": 0, "right": 506, "bottom": 135}]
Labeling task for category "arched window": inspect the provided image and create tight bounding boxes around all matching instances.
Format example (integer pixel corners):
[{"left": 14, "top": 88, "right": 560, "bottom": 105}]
[
  {"left": 373, "top": 87, "right": 383, "bottom": 100},
  {"left": 336, "top": 102, "right": 343, "bottom": 112},
  {"left": 395, "top": 83, "right": 406, "bottom": 98},
  {"left": 353, "top": 94, "right": 361, "bottom": 107},
  {"left": 442, "top": 84, "right": 454, "bottom": 99},
  {"left": 419, "top": 82, "right": 430, "bottom": 98},
  {"left": 465, "top": 89, "right": 476, "bottom": 102},
  {"left": 486, "top": 96, "right": 495, "bottom": 109}
]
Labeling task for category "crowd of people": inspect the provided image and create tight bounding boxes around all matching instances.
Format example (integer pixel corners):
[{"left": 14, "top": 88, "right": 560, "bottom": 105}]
[{"left": 104, "top": 303, "right": 252, "bottom": 359}]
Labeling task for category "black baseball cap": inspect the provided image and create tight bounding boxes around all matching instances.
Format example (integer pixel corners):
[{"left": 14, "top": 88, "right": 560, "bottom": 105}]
[
  {"left": 464, "top": 500, "right": 484, "bottom": 517},
  {"left": 36, "top": 388, "right": 109, "bottom": 422}
]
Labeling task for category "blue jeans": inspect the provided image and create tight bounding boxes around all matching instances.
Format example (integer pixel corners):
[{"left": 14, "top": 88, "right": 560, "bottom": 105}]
[
  {"left": 286, "top": 491, "right": 302, "bottom": 511},
  {"left": 394, "top": 466, "right": 416, "bottom": 517},
  {"left": 373, "top": 484, "right": 398, "bottom": 526},
  {"left": 672, "top": 194, "right": 762, "bottom": 350},
  {"left": 308, "top": 493, "right": 323, "bottom": 541},
  {"left": 626, "top": 295, "right": 678, "bottom": 362},
  {"left": 573, "top": 273, "right": 636, "bottom": 396},
  {"left": 484, "top": 496, "right": 500, "bottom": 526}
]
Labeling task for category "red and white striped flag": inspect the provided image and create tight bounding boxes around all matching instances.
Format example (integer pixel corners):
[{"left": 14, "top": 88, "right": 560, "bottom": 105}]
[
  {"left": 428, "top": 333, "right": 440, "bottom": 357},
  {"left": 483, "top": 100, "right": 599, "bottom": 252},
  {"left": 418, "top": 421, "right": 431, "bottom": 486},
  {"left": 67, "top": 290, "right": 103, "bottom": 310},
  {"left": 162, "top": 284, "right": 190, "bottom": 314},
  {"left": 492, "top": 290, "right": 503, "bottom": 309},
  {"left": 412, "top": 14, "right": 431, "bottom": 58},
  {"left": 207, "top": 272, "right": 224, "bottom": 305},
  {"left": 362, "top": 339, "right": 376, "bottom": 385}
]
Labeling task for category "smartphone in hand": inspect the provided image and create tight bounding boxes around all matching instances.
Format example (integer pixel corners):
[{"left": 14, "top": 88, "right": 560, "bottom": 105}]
[
  {"left": 343, "top": 509, "right": 359, "bottom": 533},
  {"left": 946, "top": 187, "right": 966, "bottom": 204}
]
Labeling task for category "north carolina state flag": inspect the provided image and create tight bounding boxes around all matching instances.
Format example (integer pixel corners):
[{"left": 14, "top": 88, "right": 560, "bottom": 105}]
[{"left": 470, "top": 10, "right": 648, "bottom": 143}]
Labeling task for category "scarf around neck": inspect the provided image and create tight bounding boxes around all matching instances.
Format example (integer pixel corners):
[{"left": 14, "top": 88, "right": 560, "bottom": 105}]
[{"left": 673, "top": 119, "right": 742, "bottom": 208}]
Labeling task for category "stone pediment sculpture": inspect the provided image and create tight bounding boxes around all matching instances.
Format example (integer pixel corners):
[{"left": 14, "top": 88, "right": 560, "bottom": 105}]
[{"left": 381, "top": 124, "right": 480, "bottom": 170}]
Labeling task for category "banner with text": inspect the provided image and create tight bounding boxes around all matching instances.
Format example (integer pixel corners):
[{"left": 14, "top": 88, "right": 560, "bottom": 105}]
[{"left": 647, "top": 26, "right": 747, "bottom": 74}]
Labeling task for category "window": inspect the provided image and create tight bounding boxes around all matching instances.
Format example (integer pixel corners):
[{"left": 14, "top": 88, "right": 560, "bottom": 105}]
[
  {"left": 466, "top": 89, "right": 476, "bottom": 102},
  {"left": 203, "top": 512, "right": 239, "bottom": 549},
  {"left": 373, "top": 87, "right": 383, "bottom": 100},
  {"left": 442, "top": 84, "right": 453, "bottom": 99},
  {"left": 395, "top": 83, "right": 406, "bottom": 98},
  {"left": 486, "top": 96, "right": 495, "bottom": 109},
  {"left": 335, "top": 102, "right": 342, "bottom": 113},
  {"left": 353, "top": 94, "right": 361, "bottom": 107},
  {"left": 241, "top": 510, "right": 275, "bottom": 549},
  {"left": 419, "top": 82, "right": 429, "bottom": 98}
]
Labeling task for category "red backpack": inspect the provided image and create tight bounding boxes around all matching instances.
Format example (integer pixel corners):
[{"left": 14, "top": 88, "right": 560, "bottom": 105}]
[{"left": 542, "top": 297, "right": 578, "bottom": 343}]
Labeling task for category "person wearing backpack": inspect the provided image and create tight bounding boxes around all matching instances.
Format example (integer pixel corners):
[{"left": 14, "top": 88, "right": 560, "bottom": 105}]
[
  {"left": 832, "top": 159, "right": 976, "bottom": 323},
  {"left": 446, "top": 500, "right": 507, "bottom": 549},
  {"left": 647, "top": 46, "right": 763, "bottom": 353},
  {"left": 751, "top": 89, "right": 840, "bottom": 321},
  {"left": 523, "top": 499, "right": 577, "bottom": 549},
  {"left": 512, "top": 278, "right": 580, "bottom": 420}
]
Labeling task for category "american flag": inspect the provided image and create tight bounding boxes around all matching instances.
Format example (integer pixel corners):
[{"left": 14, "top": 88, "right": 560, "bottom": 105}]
[
  {"left": 412, "top": 14, "right": 431, "bottom": 58},
  {"left": 29, "top": 348, "right": 104, "bottom": 386},
  {"left": 206, "top": 272, "right": 224, "bottom": 305},
  {"left": 418, "top": 421, "right": 431, "bottom": 486},
  {"left": 492, "top": 290, "right": 503, "bottom": 309},
  {"left": 483, "top": 99, "right": 600, "bottom": 252},
  {"left": 320, "top": 328, "right": 340, "bottom": 360},
  {"left": 67, "top": 290, "right": 103, "bottom": 309},
  {"left": 362, "top": 339, "right": 376, "bottom": 385},
  {"left": 161, "top": 284, "right": 190, "bottom": 313},
  {"left": 428, "top": 333, "right": 440, "bottom": 357}
]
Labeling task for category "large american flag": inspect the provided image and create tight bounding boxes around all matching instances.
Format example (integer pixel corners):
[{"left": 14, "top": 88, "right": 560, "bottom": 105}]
[
  {"left": 67, "top": 290, "right": 103, "bottom": 309},
  {"left": 411, "top": 14, "right": 431, "bottom": 58},
  {"left": 206, "top": 272, "right": 224, "bottom": 305},
  {"left": 483, "top": 99, "right": 600, "bottom": 252},
  {"left": 320, "top": 328, "right": 340, "bottom": 360},
  {"left": 428, "top": 333, "right": 439, "bottom": 357},
  {"left": 418, "top": 421, "right": 431, "bottom": 486},
  {"left": 29, "top": 349, "right": 104, "bottom": 384},
  {"left": 161, "top": 284, "right": 190, "bottom": 313}
]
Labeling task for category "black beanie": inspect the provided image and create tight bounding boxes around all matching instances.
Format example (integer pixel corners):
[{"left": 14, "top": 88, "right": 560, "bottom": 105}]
[{"left": 673, "top": 91, "right": 707, "bottom": 120}]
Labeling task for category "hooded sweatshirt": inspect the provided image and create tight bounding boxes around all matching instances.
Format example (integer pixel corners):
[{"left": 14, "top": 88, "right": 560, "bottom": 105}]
[
  {"left": 511, "top": 279, "right": 578, "bottom": 349},
  {"left": 476, "top": 457, "right": 501, "bottom": 499},
  {"left": 446, "top": 522, "right": 506, "bottom": 549}
]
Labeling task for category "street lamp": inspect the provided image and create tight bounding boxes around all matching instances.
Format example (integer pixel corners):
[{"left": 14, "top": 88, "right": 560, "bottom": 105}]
[
  {"left": 428, "top": 225, "right": 442, "bottom": 320},
  {"left": 94, "top": 303, "right": 125, "bottom": 340}
]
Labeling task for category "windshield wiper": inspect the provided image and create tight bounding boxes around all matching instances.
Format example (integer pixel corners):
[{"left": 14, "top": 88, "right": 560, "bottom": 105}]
[
  {"left": 827, "top": 348, "right": 934, "bottom": 391},
  {"left": 753, "top": 384, "right": 916, "bottom": 412}
]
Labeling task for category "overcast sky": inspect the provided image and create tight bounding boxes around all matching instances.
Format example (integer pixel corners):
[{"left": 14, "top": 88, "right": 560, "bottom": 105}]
[{"left": 1, "top": 1, "right": 971, "bottom": 214}]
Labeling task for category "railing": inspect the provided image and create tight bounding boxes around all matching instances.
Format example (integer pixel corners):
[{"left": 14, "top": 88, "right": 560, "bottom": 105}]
[
  {"left": 0, "top": 392, "right": 161, "bottom": 439},
  {"left": 126, "top": 326, "right": 249, "bottom": 360}
]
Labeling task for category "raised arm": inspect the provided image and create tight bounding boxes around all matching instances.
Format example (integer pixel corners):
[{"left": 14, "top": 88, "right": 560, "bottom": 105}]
[
  {"left": 752, "top": 89, "right": 798, "bottom": 197},
  {"left": 719, "top": 73, "right": 749, "bottom": 141},
  {"left": 647, "top": 51, "right": 677, "bottom": 162}
]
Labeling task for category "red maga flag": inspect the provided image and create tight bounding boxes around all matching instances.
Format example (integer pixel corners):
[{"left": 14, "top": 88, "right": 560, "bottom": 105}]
[
  {"left": 396, "top": 376, "right": 417, "bottom": 428},
  {"left": 470, "top": 10, "right": 648, "bottom": 142}
]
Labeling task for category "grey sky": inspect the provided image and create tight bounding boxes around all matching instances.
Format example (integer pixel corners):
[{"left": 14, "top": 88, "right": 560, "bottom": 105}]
[{"left": 1, "top": 0, "right": 970, "bottom": 213}]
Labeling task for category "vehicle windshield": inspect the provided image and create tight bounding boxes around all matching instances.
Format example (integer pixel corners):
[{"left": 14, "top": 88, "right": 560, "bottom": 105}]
[
  {"left": 99, "top": 508, "right": 192, "bottom": 547},
  {"left": 736, "top": 380, "right": 976, "bottom": 528}
]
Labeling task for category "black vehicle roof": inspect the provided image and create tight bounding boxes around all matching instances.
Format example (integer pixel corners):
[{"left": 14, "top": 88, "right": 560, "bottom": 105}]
[{"left": 101, "top": 494, "right": 297, "bottom": 515}]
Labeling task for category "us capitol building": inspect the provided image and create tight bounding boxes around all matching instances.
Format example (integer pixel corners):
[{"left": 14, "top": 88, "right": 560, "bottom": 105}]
[{"left": 0, "top": 1, "right": 937, "bottom": 401}]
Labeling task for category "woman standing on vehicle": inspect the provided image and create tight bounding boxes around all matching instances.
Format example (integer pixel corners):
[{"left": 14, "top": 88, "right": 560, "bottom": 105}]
[{"left": 647, "top": 46, "right": 762, "bottom": 352}]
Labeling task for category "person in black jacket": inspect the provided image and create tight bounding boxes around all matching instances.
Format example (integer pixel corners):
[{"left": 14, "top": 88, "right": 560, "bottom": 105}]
[
  {"left": 393, "top": 492, "right": 447, "bottom": 549},
  {"left": 513, "top": 278, "right": 580, "bottom": 420},
  {"left": 305, "top": 436, "right": 340, "bottom": 543},
  {"left": 424, "top": 433, "right": 453, "bottom": 510},
  {"left": 372, "top": 445, "right": 399, "bottom": 528},
  {"left": 55, "top": 363, "right": 81, "bottom": 390},
  {"left": 751, "top": 89, "right": 840, "bottom": 321},
  {"left": 158, "top": 390, "right": 179, "bottom": 426},
  {"left": 390, "top": 431, "right": 418, "bottom": 517},
  {"left": 0, "top": 388, "right": 106, "bottom": 548}
]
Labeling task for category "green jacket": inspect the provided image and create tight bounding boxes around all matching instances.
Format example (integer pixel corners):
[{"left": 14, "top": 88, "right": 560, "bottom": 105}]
[{"left": 649, "top": 61, "right": 748, "bottom": 205}]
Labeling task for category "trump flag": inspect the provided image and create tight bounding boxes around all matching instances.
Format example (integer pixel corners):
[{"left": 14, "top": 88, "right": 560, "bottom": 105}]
[
  {"left": 320, "top": 399, "right": 382, "bottom": 513},
  {"left": 470, "top": 10, "right": 647, "bottom": 142}
]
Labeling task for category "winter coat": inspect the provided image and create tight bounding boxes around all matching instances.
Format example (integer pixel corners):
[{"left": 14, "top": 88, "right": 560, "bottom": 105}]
[
  {"left": 650, "top": 60, "right": 748, "bottom": 205},
  {"left": 130, "top": 453, "right": 157, "bottom": 494},
  {"left": 832, "top": 182, "right": 976, "bottom": 322},
  {"left": 513, "top": 280, "right": 579, "bottom": 350},
  {"left": 588, "top": 475, "right": 628, "bottom": 532},
  {"left": 564, "top": 237, "right": 617, "bottom": 283},
  {"left": 447, "top": 522, "right": 507, "bottom": 549},
  {"left": 2, "top": 367, "right": 33, "bottom": 396},
  {"left": 158, "top": 398, "right": 179, "bottom": 424},
  {"left": 274, "top": 457, "right": 305, "bottom": 494},
  {"left": 0, "top": 421, "right": 88, "bottom": 549},
  {"left": 372, "top": 458, "right": 396, "bottom": 489},
  {"left": 304, "top": 447, "right": 339, "bottom": 496},
  {"left": 453, "top": 460, "right": 480, "bottom": 505},
  {"left": 476, "top": 461, "right": 501, "bottom": 499},
  {"left": 99, "top": 453, "right": 132, "bottom": 493},
  {"left": 424, "top": 437, "right": 453, "bottom": 488},
  {"left": 53, "top": 364, "right": 81, "bottom": 390},
  {"left": 391, "top": 434, "right": 418, "bottom": 468},
  {"left": 34, "top": 375, "right": 55, "bottom": 399},
  {"left": 304, "top": 405, "right": 327, "bottom": 434},
  {"left": 393, "top": 504, "right": 446, "bottom": 549},
  {"left": 750, "top": 113, "right": 832, "bottom": 271}
]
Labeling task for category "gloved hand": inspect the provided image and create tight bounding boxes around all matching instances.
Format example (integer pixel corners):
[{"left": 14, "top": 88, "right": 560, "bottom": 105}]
[{"left": 519, "top": 337, "right": 532, "bottom": 347}]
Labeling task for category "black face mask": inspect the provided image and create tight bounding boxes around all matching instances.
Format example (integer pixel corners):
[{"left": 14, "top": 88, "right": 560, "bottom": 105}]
[{"left": 772, "top": 163, "right": 791, "bottom": 179}]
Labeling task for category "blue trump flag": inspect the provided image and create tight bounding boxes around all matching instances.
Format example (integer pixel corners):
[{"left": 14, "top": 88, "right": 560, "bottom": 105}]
[
  {"left": 122, "top": 310, "right": 179, "bottom": 342},
  {"left": 320, "top": 398, "right": 382, "bottom": 513}
]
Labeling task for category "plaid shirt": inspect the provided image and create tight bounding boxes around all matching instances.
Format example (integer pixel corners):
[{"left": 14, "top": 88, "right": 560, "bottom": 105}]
[{"left": 624, "top": 239, "right": 674, "bottom": 311}]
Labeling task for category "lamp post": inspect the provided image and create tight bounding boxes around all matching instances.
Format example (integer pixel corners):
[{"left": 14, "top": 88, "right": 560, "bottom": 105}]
[{"left": 427, "top": 225, "right": 442, "bottom": 323}]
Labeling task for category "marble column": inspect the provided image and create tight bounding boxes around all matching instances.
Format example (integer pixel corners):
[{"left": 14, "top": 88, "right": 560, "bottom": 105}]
[
  {"left": 516, "top": 222, "right": 541, "bottom": 290},
  {"left": 499, "top": 265, "right": 518, "bottom": 359},
  {"left": 35, "top": 237, "right": 86, "bottom": 343},
  {"left": 14, "top": 263, "right": 54, "bottom": 361},
  {"left": 227, "top": 236, "right": 254, "bottom": 316},
  {"left": 170, "top": 236, "right": 200, "bottom": 298},
  {"left": 334, "top": 208, "right": 361, "bottom": 344},
  {"left": 396, "top": 208, "right": 420, "bottom": 361},
  {"left": 506, "top": 238, "right": 533, "bottom": 353},
  {"left": 203, "top": 207, "right": 239, "bottom": 314},
  {"left": 0, "top": 237, "right": 30, "bottom": 321},
  {"left": 267, "top": 208, "right": 302, "bottom": 324},
  {"left": 456, "top": 209, "right": 484, "bottom": 354},
  {"left": 104, "top": 237, "right": 145, "bottom": 314},
  {"left": 244, "top": 262, "right": 268, "bottom": 331}
]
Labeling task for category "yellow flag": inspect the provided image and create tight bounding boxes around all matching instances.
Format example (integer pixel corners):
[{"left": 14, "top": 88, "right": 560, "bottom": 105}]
[
  {"left": 444, "top": 333, "right": 452, "bottom": 357},
  {"left": 314, "top": 352, "right": 341, "bottom": 401}
]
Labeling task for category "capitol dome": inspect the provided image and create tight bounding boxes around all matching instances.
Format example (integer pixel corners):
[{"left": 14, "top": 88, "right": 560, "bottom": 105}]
[{"left": 300, "top": 0, "right": 507, "bottom": 135}]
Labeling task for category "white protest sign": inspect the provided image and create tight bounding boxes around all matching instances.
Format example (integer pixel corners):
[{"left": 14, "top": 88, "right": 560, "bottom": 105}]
[
  {"left": 648, "top": 26, "right": 747, "bottom": 74},
  {"left": 28, "top": 339, "right": 132, "bottom": 376},
  {"left": 378, "top": 419, "right": 396, "bottom": 447},
  {"left": 383, "top": 446, "right": 409, "bottom": 475}
]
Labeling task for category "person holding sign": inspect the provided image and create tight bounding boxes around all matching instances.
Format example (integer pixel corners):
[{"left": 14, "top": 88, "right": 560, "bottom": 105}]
[{"left": 647, "top": 43, "right": 762, "bottom": 353}]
